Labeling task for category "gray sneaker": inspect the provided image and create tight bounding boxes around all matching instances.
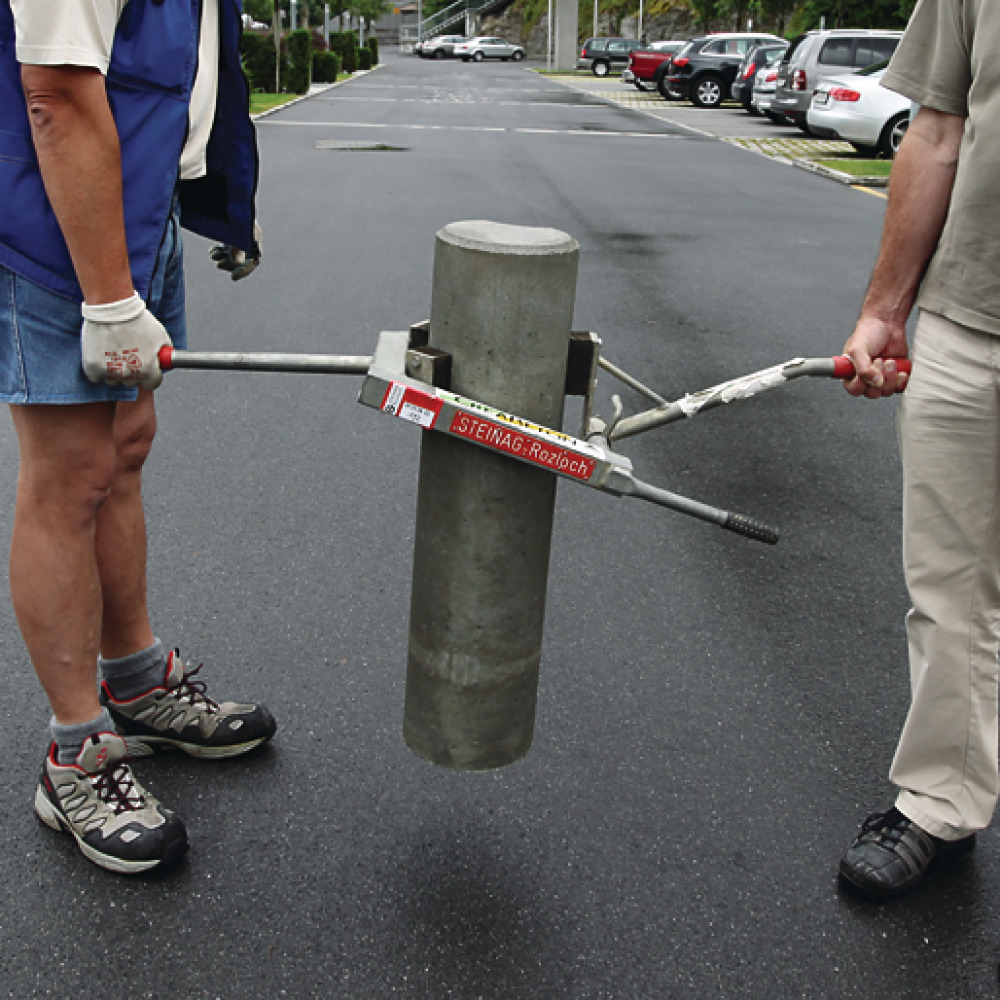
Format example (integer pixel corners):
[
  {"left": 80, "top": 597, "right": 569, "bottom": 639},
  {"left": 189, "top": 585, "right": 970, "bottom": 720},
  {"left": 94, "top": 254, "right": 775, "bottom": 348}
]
[
  {"left": 101, "top": 648, "right": 277, "bottom": 759},
  {"left": 34, "top": 732, "right": 187, "bottom": 874}
]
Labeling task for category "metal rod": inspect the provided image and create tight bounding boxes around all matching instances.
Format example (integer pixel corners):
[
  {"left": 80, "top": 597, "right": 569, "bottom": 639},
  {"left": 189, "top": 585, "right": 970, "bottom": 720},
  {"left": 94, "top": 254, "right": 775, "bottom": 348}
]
[
  {"left": 598, "top": 355, "right": 669, "bottom": 406},
  {"left": 163, "top": 349, "right": 372, "bottom": 375}
]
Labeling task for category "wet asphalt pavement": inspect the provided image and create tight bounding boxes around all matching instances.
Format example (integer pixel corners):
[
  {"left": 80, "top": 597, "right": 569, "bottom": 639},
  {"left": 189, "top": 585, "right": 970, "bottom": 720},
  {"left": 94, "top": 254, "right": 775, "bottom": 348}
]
[{"left": 1, "top": 51, "right": 998, "bottom": 1000}]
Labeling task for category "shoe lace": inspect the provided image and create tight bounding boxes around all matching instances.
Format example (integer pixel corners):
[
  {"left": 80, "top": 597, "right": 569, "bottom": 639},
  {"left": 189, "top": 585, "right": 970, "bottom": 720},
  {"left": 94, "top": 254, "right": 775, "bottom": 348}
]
[
  {"left": 91, "top": 760, "right": 146, "bottom": 815},
  {"left": 173, "top": 661, "right": 220, "bottom": 715},
  {"left": 860, "top": 808, "right": 907, "bottom": 845}
]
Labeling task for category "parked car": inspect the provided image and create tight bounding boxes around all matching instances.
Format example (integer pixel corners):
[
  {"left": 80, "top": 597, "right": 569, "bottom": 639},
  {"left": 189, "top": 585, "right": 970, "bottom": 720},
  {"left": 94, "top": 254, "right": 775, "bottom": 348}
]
[
  {"left": 418, "top": 35, "right": 468, "bottom": 60},
  {"left": 770, "top": 29, "right": 902, "bottom": 133},
  {"left": 578, "top": 37, "right": 643, "bottom": 77},
  {"left": 625, "top": 40, "right": 687, "bottom": 93},
  {"left": 731, "top": 42, "right": 788, "bottom": 112},
  {"left": 663, "top": 32, "right": 785, "bottom": 107},
  {"left": 751, "top": 60, "right": 784, "bottom": 121},
  {"left": 455, "top": 36, "right": 526, "bottom": 62},
  {"left": 807, "top": 61, "right": 911, "bottom": 157}
]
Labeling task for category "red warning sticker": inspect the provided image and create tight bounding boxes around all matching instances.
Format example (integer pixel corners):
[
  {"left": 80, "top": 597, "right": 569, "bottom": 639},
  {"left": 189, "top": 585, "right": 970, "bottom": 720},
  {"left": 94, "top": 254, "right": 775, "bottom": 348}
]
[
  {"left": 449, "top": 411, "right": 597, "bottom": 481},
  {"left": 381, "top": 382, "right": 442, "bottom": 429}
]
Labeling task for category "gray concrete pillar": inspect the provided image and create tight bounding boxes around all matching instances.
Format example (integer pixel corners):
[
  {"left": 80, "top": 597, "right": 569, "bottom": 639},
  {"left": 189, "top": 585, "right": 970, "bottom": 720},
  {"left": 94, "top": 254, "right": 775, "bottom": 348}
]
[
  {"left": 404, "top": 221, "right": 580, "bottom": 770},
  {"left": 554, "top": 0, "right": 579, "bottom": 72}
]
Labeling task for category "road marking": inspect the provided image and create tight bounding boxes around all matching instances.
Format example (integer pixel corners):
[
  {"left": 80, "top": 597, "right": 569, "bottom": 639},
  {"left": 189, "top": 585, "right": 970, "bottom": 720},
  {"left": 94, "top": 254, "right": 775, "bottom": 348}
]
[
  {"left": 257, "top": 119, "right": 682, "bottom": 139},
  {"left": 320, "top": 96, "right": 617, "bottom": 108},
  {"left": 852, "top": 185, "right": 888, "bottom": 199}
]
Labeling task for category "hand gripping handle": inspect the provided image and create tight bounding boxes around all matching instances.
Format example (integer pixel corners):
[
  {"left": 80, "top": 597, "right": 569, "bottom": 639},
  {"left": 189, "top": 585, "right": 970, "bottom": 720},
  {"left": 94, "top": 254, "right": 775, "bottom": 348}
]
[{"left": 831, "top": 355, "right": 912, "bottom": 379}]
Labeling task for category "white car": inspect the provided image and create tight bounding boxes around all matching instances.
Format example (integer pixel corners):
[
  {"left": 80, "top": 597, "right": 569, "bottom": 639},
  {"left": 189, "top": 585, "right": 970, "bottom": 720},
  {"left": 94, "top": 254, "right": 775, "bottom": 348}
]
[
  {"left": 751, "top": 60, "right": 781, "bottom": 120},
  {"left": 454, "top": 36, "right": 526, "bottom": 62},
  {"left": 806, "top": 63, "right": 911, "bottom": 157}
]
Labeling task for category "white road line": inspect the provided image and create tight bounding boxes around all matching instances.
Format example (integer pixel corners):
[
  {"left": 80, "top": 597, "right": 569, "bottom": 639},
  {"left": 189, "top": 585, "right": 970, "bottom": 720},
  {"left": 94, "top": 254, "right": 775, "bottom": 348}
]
[{"left": 257, "top": 119, "right": 681, "bottom": 139}]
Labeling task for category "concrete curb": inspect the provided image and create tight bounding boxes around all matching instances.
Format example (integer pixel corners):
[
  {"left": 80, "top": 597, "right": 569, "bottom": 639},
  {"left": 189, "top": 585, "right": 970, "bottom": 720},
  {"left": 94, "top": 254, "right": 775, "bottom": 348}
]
[
  {"left": 251, "top": 64, "right": 384, "bottom": 120},
  {"left": 791, "top": 157, "right": 889, "bottom": 187}
]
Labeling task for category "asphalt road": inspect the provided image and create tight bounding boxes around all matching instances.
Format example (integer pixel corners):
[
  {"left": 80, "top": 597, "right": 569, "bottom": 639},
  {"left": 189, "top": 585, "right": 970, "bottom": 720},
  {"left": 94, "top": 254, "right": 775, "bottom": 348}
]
[{"left": 1, "top": 52, "right": 996, "bottom": 1000}]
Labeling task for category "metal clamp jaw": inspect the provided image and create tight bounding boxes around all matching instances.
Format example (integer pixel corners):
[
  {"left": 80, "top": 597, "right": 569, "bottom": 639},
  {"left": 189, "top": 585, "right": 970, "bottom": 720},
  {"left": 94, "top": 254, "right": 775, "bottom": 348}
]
[{"left": 360, "top": 328, "right": 780, "bottom": 545}]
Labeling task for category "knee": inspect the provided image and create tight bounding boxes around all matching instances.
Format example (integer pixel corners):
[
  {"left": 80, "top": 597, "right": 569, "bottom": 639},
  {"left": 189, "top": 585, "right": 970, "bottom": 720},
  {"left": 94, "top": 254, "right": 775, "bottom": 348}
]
[
  {"left": 113, "top": 398, "right": 157, "bottom": 477},
  {"left": 19, "top": 442, "right": 118, "bottom": 525}
]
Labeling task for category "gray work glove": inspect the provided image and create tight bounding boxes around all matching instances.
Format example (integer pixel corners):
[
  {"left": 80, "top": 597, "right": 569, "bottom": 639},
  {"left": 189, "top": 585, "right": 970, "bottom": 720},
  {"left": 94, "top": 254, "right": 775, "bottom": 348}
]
[
  {"left": 210, "top": 219, "right": 262, "bottom": 281},
  {"left": 81, "top": 292, "right": 172, "bottom": 391}
]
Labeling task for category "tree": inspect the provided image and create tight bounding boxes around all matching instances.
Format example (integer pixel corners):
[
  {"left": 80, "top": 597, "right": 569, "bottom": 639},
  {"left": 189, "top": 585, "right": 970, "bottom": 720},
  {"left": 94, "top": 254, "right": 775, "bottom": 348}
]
[{"left": 792, "top": 0, "right": 911, "bottom": 28}]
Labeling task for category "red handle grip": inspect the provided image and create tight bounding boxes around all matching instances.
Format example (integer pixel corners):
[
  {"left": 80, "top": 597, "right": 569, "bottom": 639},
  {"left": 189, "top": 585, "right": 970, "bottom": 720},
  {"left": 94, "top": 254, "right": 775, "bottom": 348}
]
[
  {"left": 832, "top": 355, "right": 912, "bottom": 379},
  {"left": 158, "top": 346, "right": 174, "bottom": 372}
]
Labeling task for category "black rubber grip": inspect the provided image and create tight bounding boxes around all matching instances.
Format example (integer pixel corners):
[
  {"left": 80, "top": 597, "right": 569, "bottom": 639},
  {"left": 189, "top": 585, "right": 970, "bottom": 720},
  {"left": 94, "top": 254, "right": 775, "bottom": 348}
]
[{"left": 724, "top": 513, "right": 780, "bottom": 545}]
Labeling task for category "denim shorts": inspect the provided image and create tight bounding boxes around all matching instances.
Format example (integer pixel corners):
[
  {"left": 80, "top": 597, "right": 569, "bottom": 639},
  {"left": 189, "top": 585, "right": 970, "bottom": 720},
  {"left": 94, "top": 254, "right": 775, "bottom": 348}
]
[{"left": 0, "top": 205, "right": 188, "bottom": 404}]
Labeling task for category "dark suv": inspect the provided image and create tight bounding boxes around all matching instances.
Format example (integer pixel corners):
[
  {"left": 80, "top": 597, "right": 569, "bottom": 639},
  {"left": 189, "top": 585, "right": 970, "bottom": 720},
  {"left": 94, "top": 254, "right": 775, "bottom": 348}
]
[
  {"left": 578, "top": 37, "right": 643, "bottom": 77},
  {"left": 664, "top": 32, "right": 785, "bottom": 107}
]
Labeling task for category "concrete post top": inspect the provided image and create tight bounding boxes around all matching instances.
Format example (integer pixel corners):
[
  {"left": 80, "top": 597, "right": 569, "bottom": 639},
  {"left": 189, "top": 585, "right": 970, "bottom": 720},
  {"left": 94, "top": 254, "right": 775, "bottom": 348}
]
[{"left": 438, "top": 220, "right": 579, "bottom": 257}]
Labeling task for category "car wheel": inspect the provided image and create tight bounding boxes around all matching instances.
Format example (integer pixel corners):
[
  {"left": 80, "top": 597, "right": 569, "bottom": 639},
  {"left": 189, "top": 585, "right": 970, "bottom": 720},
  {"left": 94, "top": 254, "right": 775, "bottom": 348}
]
[
  {"left": 461, "top": 57, "right": 469, "bottom": 62},
  {"left": 878, "top": 111, "right": 910, "bottom": 159},
  {"left": 690, "top": 75, "right": 723, "bottom": 108},
  {"left": 592, "top": 60, "right": 609, "bottom": 77},
  {"left": 655, "top": 75, "right": 676, "bottom": 100},
  {"left": 473, "top": 51, "right": 484, "bottom": 62},
  {"left": 850, "top": 141, "right": 878, "bottom": 157},
  {"left": 512, "top": 50, "right": 524, "bottom": 61}
]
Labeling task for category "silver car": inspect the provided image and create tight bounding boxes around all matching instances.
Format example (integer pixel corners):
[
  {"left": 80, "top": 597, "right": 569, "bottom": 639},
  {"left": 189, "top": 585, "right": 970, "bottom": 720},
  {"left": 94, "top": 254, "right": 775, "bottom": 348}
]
[
  {"left": 454, "top": 36, "right": 526, "bottom": 62},
  {"left": 771, "top": 29, "right": 902, "bottom": 133},
  {"left": 419, "top": 35, "right": 468, "bottom": 60}
]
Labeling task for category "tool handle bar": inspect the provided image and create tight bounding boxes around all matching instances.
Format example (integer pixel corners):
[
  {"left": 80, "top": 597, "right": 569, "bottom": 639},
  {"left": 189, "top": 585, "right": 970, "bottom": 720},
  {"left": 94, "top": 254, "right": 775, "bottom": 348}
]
[
  {"left": 829, "top": 355, "right": 912, "bottom": 379},
  {"left": 158, "top": 346, "right": 372, "bottom": 375}
]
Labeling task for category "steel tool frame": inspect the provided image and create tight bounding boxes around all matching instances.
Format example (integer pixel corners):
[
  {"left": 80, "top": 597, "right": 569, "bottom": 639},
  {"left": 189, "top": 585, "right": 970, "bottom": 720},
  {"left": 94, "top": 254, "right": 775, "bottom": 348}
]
[{"left": 158, "top": 338, "right": 908, "bottom": 547}]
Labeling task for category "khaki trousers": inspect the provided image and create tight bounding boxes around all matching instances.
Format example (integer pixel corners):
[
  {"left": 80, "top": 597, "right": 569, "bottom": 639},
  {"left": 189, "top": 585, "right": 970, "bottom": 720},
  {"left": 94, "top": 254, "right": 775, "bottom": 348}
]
[{"left": 892, "top": 310, "right": 1000, "bottom": 839}]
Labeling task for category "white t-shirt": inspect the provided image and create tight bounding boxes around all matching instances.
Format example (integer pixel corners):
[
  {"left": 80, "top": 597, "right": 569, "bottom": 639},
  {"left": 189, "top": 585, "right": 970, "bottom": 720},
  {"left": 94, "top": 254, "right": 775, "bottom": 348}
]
[{"left": 10, "top": 0, "right": 219, "bottom": 181}]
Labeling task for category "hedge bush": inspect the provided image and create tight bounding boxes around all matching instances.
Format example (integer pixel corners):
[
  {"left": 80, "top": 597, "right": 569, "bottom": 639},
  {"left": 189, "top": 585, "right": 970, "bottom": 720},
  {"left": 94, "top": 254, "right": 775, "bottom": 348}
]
[
  {"left": 312, "top": 50, "right": 340, "bottom": 83},
  {"left": 367, "top": 36, "right": 379, "bottom": 65},
  {"left": 341, "top": 41, "right": 358, "bottom": 74},
  {"left": 358, "top": 46, "right": 372, "bottom": 71},
  {"left": 286, "top": 28, "right": 312, "bottom": 94},
  {"left": 241, "top": 31, "right": 286, "bottom": 92}
]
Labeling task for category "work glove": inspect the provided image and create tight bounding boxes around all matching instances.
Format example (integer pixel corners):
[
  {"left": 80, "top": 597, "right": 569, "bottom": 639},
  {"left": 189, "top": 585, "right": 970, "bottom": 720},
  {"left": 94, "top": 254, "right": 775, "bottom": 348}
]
[
  {"left": 81, "top": 292, "right": 172, "bottom": 391},
  {"left": 209, "top": 219, "right": 262, "bottom": 281}
]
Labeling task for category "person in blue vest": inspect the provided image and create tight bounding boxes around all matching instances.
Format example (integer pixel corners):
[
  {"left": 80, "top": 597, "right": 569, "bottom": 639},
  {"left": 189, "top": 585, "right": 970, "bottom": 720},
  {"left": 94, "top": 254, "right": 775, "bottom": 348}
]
[{"left": 0, "top": 1, "right": 277, "bottom": 874}]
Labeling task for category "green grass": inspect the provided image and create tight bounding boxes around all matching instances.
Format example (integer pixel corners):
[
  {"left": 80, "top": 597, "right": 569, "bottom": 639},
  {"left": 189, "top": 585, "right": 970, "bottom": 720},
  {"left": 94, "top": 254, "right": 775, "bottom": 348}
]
[
  {"left": 249, "top": 92, "right": 303, "bottom": 114},
  {"left": 814, "top": 156, "right": 892, "bottom": 177}
]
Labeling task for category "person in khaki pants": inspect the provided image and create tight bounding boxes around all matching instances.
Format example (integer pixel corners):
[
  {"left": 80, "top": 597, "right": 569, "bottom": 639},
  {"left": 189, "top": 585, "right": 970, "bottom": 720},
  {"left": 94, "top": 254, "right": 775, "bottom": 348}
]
[{"left": 838, "top": 0, "right": 1000, "bottom": 899}]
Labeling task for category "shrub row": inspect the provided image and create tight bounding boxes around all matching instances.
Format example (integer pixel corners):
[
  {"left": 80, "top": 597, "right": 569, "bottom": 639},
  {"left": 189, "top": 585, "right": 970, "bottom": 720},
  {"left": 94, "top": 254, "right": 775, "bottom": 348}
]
[{"left": 241, "top": 30, "right": 379, "bottom": 94}]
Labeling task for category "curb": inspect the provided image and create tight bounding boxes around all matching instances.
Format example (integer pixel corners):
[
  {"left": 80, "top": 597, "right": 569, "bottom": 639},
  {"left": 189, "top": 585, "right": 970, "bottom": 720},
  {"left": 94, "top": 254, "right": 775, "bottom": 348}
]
[
  {"left": 791, "top": 157, "right": 889, "bottom": 187},
  {"left": 251, "top": 64, "right": 383, "bottom": 120}
]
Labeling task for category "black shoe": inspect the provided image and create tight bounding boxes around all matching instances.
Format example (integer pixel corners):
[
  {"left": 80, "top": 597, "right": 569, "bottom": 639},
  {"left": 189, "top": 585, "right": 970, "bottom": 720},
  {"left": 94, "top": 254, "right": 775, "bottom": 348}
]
[{"left": 839, "top": 807, "right": 976, "bottom": 900}]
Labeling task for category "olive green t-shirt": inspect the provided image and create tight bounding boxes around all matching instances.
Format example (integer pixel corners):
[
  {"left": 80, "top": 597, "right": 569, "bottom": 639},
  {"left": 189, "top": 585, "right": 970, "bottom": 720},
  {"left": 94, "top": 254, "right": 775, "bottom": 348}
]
[{"left": 882, "top": 0, "right": 1000, "bottom": 334}]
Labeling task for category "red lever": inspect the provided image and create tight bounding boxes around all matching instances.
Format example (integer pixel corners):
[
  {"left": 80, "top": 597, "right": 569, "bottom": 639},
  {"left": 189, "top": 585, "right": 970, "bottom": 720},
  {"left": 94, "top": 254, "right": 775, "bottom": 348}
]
[
  {"left": 832, "top": 355, "right": 912, "bottom": 379},
  {"left": 158, "top": 345, "right": 174, "bottom": 371}
]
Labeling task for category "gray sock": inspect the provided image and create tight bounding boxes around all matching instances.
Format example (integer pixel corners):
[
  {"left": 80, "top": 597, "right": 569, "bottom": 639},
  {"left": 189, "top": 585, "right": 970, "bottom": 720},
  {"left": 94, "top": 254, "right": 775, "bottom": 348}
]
[
  {"left": 51, "top": 709, "right": 116, "bottom": 765},
  {"left": 100, "top": 638, "right": 168, "bottom": 701}
]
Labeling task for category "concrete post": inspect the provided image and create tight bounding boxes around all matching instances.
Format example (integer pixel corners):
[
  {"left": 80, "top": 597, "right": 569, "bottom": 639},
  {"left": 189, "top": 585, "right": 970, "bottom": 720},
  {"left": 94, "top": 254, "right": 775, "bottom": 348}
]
[
  {"left": 404, "top": 221, "right": 580, "bottom": 770},
  {"left": 554, "top": 0, "right": 579, "bottom": 71}
]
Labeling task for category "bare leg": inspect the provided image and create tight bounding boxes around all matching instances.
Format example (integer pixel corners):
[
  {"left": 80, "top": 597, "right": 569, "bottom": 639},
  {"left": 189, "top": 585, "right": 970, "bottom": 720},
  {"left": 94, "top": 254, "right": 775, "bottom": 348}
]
[
  {"left": 9, "top": 403, "right": 117, "bottom": 725},
  {"left": 96, "top": 389, "right": 157, "bottom": 661}
]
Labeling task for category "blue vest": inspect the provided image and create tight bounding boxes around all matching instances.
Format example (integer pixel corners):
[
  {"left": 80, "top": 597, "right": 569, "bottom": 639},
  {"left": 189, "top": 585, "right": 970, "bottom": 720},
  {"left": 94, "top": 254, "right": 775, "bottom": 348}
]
[{"left": 0, "top": 0, "right": 258, "bottom": 302}]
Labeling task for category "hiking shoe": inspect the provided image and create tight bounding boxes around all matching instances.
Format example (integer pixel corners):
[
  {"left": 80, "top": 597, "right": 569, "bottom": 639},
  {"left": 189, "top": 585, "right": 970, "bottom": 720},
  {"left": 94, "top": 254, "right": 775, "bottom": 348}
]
[
  {"left": 101, "top": 648, "right": 277, "bottom": 759},
  {"left": 34, "top": 732, "right": 187, "bottom": 874},
  {"left": 839, "top": 807, "right": 976, "bottom": 900}
]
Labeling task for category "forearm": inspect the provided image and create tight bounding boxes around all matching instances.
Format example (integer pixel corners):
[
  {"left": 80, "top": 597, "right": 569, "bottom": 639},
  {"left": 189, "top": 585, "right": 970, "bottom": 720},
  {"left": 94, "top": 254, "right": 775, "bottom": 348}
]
[
  {"left": 21, "top": 64, "right": 133, "bottom": 305},
  {"left": 860, "top": 107, "right": 965, "bottom": 326}
]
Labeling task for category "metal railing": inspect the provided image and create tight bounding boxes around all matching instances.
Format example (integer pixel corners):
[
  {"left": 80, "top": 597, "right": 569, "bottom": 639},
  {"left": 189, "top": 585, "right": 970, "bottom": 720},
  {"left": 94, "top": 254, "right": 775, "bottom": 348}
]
[{"left": 411, "top": 0, "right": 514, "bottom": 42}]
